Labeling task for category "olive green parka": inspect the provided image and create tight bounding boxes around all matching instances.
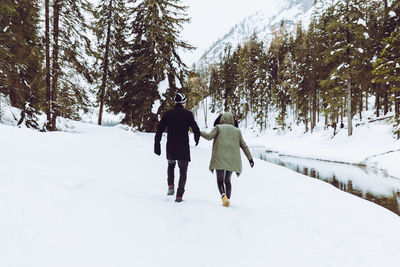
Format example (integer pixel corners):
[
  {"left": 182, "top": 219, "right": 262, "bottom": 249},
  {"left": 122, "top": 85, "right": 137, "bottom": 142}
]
[{"left": 200, "top": 112, "right": 253, "bottom": 175}]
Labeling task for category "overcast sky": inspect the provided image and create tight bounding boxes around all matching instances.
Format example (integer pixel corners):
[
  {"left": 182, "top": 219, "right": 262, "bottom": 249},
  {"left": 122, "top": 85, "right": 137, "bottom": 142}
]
[{"left": 180, "top": 0, "right": 275, "bottom": 67}]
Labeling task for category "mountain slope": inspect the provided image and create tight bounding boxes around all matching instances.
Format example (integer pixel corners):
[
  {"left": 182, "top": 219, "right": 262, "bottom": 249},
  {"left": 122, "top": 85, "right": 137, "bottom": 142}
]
[{"left": 198, "top": 0, "right": 314, "bottom": 68}]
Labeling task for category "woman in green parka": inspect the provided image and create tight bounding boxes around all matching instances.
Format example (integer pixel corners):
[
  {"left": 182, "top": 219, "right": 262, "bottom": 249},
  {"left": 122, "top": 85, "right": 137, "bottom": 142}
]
[{"left": 200, "top": 112, "right": 254, "bottom": 207}]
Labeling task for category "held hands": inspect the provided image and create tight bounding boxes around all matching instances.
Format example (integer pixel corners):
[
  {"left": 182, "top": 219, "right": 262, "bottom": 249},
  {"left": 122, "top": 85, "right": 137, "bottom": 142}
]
[
  {"left": 249, "top": 159, "right": 254, "bottom": 168},
  {"left": 154, "top": 143, "right": 161, "bottom": 156}
]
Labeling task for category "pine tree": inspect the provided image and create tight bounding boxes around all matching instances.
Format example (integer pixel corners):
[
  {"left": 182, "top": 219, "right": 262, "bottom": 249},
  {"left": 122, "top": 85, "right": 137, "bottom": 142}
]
[
  {"left": 185, "top": 67, "right": 209, "bottom": 126},
  {"left": 47, "top": 0, "right": 94, "bottom": 130},
  {"left": 109, "top": 28, "right": 160, "bottom": 131},
  {"left": 92, "top": 0, "right": 128, "bottom": 125},
  {"left": 369, "top": 0, "right": 394, "bottom": 117},
  {"left": 45, "top": 0, "right": 51, "bottom": 124},
  {"left": 0, "top": 1, "right": 14, "bottom": 96},
  {"left": 208, "top": 65, "right": 221, "bottom": 113},
  {"left": 0, "top": 0, "right": 44, "bottom": 128},
  {"left": 108, "top": 0, "right": 193, "bottom": 131},
  {"left": 320, "top": 0, "right": 367, "bottom": 136},
  {"left": 356, "top": 0, "right": 380, "bottom": 119},
  {"left": 269, "top": 22, "right": 290, "bottom": 129},
  {"left": 291, "top": 23, "right": 310, "bottom": 131},
  {"left": 254, "top": 42, "right": 270, "bottom": 131},
  {"left": 237, "top": 34, "right": 264, "bottom": 125},
  {"left": 220, "top": 45, "right": 239, "bottom": 113},
  {"left": 373, "top": 26, "right": 400, "bottom": 137},
  {"left": 312, "top": 4, "right": 339, "bottom": 127}
]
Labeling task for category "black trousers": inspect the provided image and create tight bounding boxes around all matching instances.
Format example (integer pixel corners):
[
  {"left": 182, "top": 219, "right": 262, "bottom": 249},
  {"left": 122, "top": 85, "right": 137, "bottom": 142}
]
[
  {"left": 216, "top": 169, "right": 232, "bottom": 199},
  {"left": 167, "top": 160, "right": 189, "bottom": 197}
]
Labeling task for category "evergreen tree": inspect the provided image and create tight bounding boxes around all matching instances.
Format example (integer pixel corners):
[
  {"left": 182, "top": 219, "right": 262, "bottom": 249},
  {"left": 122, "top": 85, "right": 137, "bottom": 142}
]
[
  {"left": 373, "top": 26, "right": 400, "bottom": 137},
  {"left": 45, "top": 0, "right": 51, "bottom": 124},
  {"left": 109, "top": 25, "right": 160, "bottom": 131},
  {"left": 253, "top": 42, "right": 270, "bottom": 131},
  {"left": 194, "top": 0, "right": 400, "bottom": 136},
  {"left": 208, "top": 65, "right": 222, "bottom": 113},
  {"left": 220, "top": 45, "right": 239, "bottom": 113},
  {"left": 320, "top": 0, "right": 367, "bottom": 136},
  {"left": 185, "top": 67, "right": 209, "bottom": 126},
  {"left": 237, "top": 34, "right": 264, "bottom": 126},
  {"left": 108, "top": 0, "right": 194, "bottom": 131},
  {"left": 92, "top": 0, "right": 128, "bottom": 125},
  {"left": 269, "top": 22, "right": 290, "bottom": 129},
  {"left": 368, "top": 0, "right": 394, "bottom": 117},
  {"left": 0, "top": 0, "right": 44, "bottom": 128},
  {"left": 291, "top": 24, "right": 310, "bottom": 131},
  {"left": 46, "top": 0, "right": 94, "bottom": 130}
]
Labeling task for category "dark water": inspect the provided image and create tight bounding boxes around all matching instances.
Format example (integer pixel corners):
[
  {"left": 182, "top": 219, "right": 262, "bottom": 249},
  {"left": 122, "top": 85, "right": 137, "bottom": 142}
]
[{"left": 251, "top": 148, "right": 400, "bottom": 216}]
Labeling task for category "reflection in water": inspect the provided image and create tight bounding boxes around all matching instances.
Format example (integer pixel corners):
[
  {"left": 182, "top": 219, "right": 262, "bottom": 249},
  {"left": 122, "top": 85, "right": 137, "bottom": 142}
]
[{"left": 252, "top": 149, "right": 400, "bottom": 216}]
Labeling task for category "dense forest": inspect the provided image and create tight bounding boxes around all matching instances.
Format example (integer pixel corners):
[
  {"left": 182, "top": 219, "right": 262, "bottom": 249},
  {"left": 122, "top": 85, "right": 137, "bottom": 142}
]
[
  {"left": 0, "top": 0, "right": 399, "bottom": 138},
  {"left": 0, "top": 0, "right": 192, "bottom": 131},
  {"left": 189, "top": 0, "right": 400, "bottom": 138}
]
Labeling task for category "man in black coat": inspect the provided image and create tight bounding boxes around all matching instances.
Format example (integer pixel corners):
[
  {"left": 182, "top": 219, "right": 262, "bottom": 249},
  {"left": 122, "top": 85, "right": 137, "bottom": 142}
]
[{"left": 154, "top": 93, "right": 200, "bottom": 202}]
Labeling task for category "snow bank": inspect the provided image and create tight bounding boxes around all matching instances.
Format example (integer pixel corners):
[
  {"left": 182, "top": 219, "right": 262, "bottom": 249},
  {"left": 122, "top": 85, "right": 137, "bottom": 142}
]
[
  {"left": 0, "top": 123, "right": 399, "bottom": 267},
  {"left": 243, "top": 118, "right": 400, "bottom": 178}
]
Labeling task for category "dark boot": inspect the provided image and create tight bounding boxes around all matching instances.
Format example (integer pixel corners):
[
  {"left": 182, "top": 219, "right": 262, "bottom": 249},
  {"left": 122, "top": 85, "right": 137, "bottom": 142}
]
[
  {"left": 175, "top": 196, "right": 183, "bottom": 203},
  {"left": 167, "top": 185, "right": 174, "bottom": 196}
]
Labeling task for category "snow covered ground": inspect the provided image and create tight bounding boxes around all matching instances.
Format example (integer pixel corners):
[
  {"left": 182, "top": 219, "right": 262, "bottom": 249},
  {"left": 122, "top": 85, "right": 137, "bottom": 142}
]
[{"left": 1, "top": 122, "right": 400, "bottom": 267}]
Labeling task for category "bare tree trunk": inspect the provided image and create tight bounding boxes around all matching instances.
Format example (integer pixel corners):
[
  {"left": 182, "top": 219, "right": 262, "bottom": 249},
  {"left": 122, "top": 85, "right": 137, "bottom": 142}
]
[
  {"left": 309, "top": 99, "right": 312, "bottom": 132},
  {"left": 365, "top": 89, "right": 368, "bottom": 111},
  {"left": 395, "top": 91, "right": 399, "bottom": 118},
  {"left": 383, "top": 86, "right": 388, "bottom": 115},
  {"left": 359, "top": 88, "right": 362, "bottom": 120},
  {"left": 347, "top": 80, "right": 352, "bottom": 136},
  {"left": 45, "top": 0, "right": 51, "bottom": 129},
  {"left": 317, "top": 93, "right": 320, "bottom": 123},
  {"left": 98, "top": 0, "right": 113, "bottom": 126},
  {"left": 312, "top": 89, "right": 317, "bottom": 132},
  {"left": 265, "top": 104, "right": 268, "bottom": 130},
  {"left": 341, "top": 100, "right": 344, "bottom": 123},
  {"left": 304, "top": 117, "right": 308, "bottom": 133},
  {"left": 376, "top": 83, "right": 381, "bottom": 117},
  {"left": 203, "top": 96, "right": 208, "bottom": 128},
  {"left": 345, "top": 2, "right": 352, "bottom": 136},
  {"left": 50, "top": 0, "right": 61, "bottom": 131}
]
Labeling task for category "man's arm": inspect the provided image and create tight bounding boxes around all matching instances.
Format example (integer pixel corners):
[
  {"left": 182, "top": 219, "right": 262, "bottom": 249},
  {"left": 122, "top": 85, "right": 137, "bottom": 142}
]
[
  {"left": 189, "top": 112, "right": 200, "bottom": 145},
  {"left": 154, "top": 114, "right": 167, "bottom": 155}
]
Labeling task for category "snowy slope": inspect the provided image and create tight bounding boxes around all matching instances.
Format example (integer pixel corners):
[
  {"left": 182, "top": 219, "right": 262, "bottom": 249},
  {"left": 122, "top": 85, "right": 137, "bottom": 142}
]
[
  {"left": 198, "top": 0, "right": 314, "bottom": 68},
  {"left": 1, "top": 122, "right": 400, "bottom": 267}
]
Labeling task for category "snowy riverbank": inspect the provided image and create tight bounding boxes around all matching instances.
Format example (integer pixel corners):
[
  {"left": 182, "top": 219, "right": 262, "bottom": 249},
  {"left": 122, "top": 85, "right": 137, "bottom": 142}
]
[
  {"left": 193, "top": 100, "right": 400, "bottom": 179},
  {"left": 243, "top": 119, "right": 400, "bottom": 179},
  {"left": 1, "top": 122, "right": 400, "bottom": 267}
]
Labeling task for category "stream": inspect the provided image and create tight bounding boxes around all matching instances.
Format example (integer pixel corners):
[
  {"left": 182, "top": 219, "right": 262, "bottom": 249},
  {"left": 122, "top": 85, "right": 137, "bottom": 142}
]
[{"left": 251, "top": 147, "right": 400, "bottom": 216}]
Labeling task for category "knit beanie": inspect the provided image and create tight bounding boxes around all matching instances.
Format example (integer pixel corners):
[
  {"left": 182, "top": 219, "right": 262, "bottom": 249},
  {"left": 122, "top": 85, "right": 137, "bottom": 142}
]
[{"left": 174, "top": 93, "right": 187, "bottom": 104}]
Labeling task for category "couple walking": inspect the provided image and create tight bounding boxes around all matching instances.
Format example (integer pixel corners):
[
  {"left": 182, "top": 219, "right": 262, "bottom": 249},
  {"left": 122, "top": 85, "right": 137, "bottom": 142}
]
[{"left": 154, "top": 93, "right": 254, "bottom": 207}]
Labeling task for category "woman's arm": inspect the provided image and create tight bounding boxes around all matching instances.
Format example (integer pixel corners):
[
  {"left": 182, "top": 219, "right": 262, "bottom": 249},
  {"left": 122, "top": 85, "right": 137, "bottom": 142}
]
[
  {"left": 239, "top": 131, "right": 252, "bottom": 160},
  {"left": 200, "top": 126, "right": 218, "bottom": 141}
]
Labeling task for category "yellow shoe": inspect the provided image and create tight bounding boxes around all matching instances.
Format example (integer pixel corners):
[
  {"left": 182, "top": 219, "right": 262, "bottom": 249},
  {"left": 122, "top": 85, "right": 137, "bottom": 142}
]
[{"left": 221, "top": 194, "right": 230, "bottom": 207}]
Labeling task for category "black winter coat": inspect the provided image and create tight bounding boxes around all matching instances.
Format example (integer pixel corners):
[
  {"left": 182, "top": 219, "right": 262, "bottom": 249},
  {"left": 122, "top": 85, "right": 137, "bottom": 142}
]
[{"left": 154, "top": 104, "right": 200, "bottom": 161}]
